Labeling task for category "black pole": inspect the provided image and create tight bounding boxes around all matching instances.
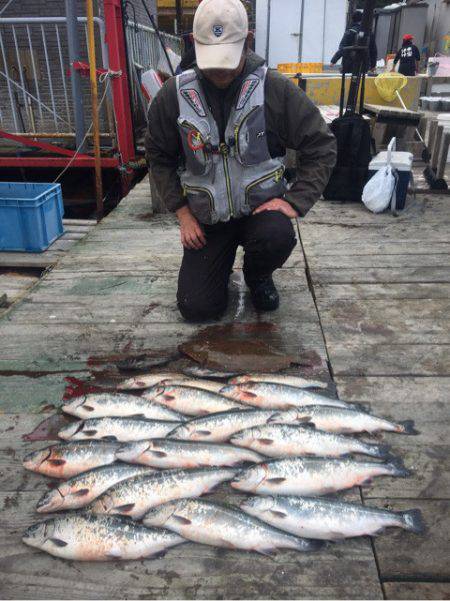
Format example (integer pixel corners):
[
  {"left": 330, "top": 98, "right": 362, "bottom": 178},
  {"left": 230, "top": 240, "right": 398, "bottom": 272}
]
[
  {"left": 175, "top": 0, "right": 183, "bottom": 36},
  {"left": 140, "top": 0, "right": 176, "bottom": 76}
]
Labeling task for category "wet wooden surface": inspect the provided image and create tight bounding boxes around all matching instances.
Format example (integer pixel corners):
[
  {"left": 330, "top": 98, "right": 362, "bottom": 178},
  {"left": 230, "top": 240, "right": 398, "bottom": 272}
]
[
  {"left": 0, "top": 177, "right": 382, "bottom": 599},
  {"left": 300, "top": 195, "right": 450, "bottom": 598}
]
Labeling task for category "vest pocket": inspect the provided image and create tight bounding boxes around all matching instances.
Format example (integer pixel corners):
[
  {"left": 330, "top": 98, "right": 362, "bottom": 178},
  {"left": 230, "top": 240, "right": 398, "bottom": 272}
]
[
  {"left": 244, "top": 168, "right": 286, "bottom": 210},
  {"left": 179, "top": 120, "right": 211, "bottom": 176},
  {"left": 184, "top": 185, "right": 215, "bottom": 225}
]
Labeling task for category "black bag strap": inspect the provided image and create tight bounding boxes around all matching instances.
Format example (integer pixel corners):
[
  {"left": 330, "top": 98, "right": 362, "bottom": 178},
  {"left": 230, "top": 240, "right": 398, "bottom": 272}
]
[
  {"left": 339, "top": 72, "right": 346, "bottom": 117},
  {"left": 359, "top": 72, "right": 366, "bottom": 114}
]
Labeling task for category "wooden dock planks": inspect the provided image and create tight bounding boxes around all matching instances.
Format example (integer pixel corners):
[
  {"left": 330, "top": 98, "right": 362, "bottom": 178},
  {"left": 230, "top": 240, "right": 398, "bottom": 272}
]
[{"left": 300, "top": 196, "right": 450, "bottom": 598}]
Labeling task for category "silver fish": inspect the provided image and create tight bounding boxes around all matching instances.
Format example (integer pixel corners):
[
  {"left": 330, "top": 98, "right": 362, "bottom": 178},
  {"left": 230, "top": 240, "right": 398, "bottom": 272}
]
[
  {"left": 36, "top": 464, "right": 155, "bottom": 512},
  {"left": 146, "top": 385, "right": 245, "bottom": 417},
  {"left": 231, "top": 457, "right": 410, "bottom": 496},
  {"left": 220, "top": 382, "right": 356, "bottom": 411},
  {"left": 272, "top": 406, "right": 418, "bottom": 435},
  {"left": 117, "top": 439, "right": 263, "bottom": 469},
  {"left": 230, "top": 424, "right": 391, "bottom": 459},
  {"left": 58, "top": 417, "right": 180, "bottom": 442},
  {"left": 143, "top": 498, "right": 323, "bottom": 555},
  {"left": 160, "top": 379, "right": 225, "bottom": 394},
  {"left": 23, "top": 514, "right": 185, "bottom": 561},
  {"left": 63, "top": 393, "right": 187, "bottom": 422},
  {"left": 229, "top": 374, "right": 328, "bottom": 389},
  {"left": 168, "top": 409, "right": 298, "bottom": 443},
  {"left": 89, "top": 467, "right": 236, "bottom": 519},
  {"left": 117, "top": 372, "right": 188, "bottom": 391},
  {"left": 23, "top": 441, "right": 120, "bottom": 479},
  {"left": 182, "top": 365, "right": 238, "bottom": 379},
  {"left": 240, "top": 496, "right": 426, "bottom": 540}
]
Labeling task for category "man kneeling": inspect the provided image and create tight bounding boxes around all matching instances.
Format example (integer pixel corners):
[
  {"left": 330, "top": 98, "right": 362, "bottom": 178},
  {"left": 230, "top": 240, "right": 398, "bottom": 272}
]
[{"left": 146, "top": 0, "right": 336, "bottom": 322}]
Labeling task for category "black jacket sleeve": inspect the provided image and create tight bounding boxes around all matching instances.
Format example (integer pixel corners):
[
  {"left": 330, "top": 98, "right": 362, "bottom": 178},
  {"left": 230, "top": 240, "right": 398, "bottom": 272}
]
[{"left": 393, "top": 49, "right": 401, "bottom": 65}]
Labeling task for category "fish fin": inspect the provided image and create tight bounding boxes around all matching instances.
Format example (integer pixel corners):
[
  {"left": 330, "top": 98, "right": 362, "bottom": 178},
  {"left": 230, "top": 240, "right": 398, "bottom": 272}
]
[
  {"left": 328, "top": 531, "right": 346, "bottom": 541},
  {"left": 320, "top": 487, "right": 338, "bottom": 495},
  {"left": 241, "top": 391, "right": 258, "bottom": 400},
  {"left": 256, "top": 547, "right": 278, "bottom": 557},
  {"left": 361, "top": 478, "right": 373, "bottom": 487},
  {"left": 106, "top": 547, "right": 122, "bottom": 559},
  {"left": 49, "top": 538, "right": 68, "bottom": 547},
  {"left": 269, "top": 510, "right": 288, "bottom": 519},
  {"left": 48, "top": 459, "right": 66, "bottom": 466},
  {"left": 83, "top": 405, "right": 95, "bottom": 412},
  {"left": 259, "top": 438, "right": 274, "bottom": 446},
  {"left": 400, "top": 509, "right": 426, "bottom": 534},
  {"left": 397, "top": 420, "right": 419, "bottom": 435},
  {"left": 149, "top": 450, "right": 167, "bottom": 458},
  {"left": 266, "top": 477, "right": 286, "bottom": 485},
  {"left": 149, "top": 550, "right": 168, "bottom": 560},
  {"left": 196, "top": 430, "right": 212, "bottom": 437},
  {"left": 82, "top": 429, "right": 98, "bottom": 437},
  {"left": 73, "top": 488, "right": 90, "bottom": 497},
  {"left": 115, "top": 503, "right": 135, "bottom": 513},
  {"left": 163, "top": 394, "right": 175, "bottom": 402},
  {"left": 387, "top": 457, "right": 411, "bottom": 478},
  {"left": 299, "top": 423, "right": 316, "bottom": 430},
  {"left": 297, "top": 416, "right": 313, "bottom": 423},
  {"left": 172, "top": 514, "right": 192, "bottom": 525}
]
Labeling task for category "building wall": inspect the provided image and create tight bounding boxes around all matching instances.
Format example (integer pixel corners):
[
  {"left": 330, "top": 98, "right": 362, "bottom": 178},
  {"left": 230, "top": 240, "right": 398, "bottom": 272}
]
[{"left": 425, "top": 0, "right": 450, "bottom": 55}]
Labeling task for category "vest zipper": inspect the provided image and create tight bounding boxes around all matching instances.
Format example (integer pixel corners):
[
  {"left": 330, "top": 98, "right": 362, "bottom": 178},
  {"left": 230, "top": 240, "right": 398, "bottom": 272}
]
[
  {"left": 219, "top": 143, "right": 234, "bottom": 218},
  {"left": 245, "top": 167, "right": 285, "bottom": 204},
  {"left": 234, "top": 106, "right": 260, "bottom": 159},
  {"left": 183, "top": 185, "right": 214, "bottom": 214}
]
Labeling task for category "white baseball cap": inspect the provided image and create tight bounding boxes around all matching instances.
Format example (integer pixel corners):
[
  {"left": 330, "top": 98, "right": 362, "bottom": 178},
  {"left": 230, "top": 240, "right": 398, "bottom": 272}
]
[{"left": 193, "top": 0, "right": 249, "bottom": 70}]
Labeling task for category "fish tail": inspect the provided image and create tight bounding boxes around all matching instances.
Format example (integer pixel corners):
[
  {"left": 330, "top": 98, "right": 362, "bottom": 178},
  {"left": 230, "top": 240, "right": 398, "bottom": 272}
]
[
  {"left": 387, "top": 456, "right": 411, "bottom": 478},
  {"left": 396, "top": 420, "right": 419, "bottom": 435},
  {"left": 292, "top": 536, "right": 325, "bottom": 553},
  {"left": 400, "top": 509, "right": 426, "bottom": 534},
  {"left": 366, "top": 442, "right": 392, "bottom": 459}
]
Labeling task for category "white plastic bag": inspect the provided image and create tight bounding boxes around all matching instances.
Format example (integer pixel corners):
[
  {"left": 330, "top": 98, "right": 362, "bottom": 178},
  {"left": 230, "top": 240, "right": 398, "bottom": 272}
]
[
  {"left": 362, "top": 165, "right": 396, "bottom": 213},
  {"left": 362, "top": 137, "right": 397, "bottom": 213}
]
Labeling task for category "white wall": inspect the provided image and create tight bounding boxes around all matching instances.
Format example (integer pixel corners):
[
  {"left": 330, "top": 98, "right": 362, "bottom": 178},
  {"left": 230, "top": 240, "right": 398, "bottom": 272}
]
[{"left": 256, "top": 0, "right": 347, "bottom": 66}]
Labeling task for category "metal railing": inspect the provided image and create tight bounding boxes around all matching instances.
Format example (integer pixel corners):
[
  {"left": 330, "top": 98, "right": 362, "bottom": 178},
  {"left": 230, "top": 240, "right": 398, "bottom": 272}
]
[
  {"left": 125, "top": 20, "right": 181, "bottom": 74},
  {"left": 0, "top": 16, "right": 109, "bottom": 137}
]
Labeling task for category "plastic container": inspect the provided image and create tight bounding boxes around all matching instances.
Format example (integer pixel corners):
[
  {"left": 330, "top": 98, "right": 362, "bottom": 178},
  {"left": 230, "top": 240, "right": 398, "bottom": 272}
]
[
  {"left": 0, "top": 182, "right": 64, "bottom": 252},
  {"left": 368, "top": 151, "right": 413, "bottom": 210},
  {"left": 277, "top": 62, "right": 323, "bottom": 74}
]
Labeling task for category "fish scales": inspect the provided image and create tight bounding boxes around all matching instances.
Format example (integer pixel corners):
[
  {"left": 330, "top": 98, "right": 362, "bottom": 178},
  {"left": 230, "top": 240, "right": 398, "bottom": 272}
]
[
  {"left": 63, "top": 393, "right": 187, "bottom": 422},
  {"left": 273, "top": 406, "right": 417, "bottom": 435},
  {"left": 36, "top": 464, "right": 155, "bottom": 512},
  {"left": 117, "top": 439, "right": 263, "bottom": 469},
  {"left": 230, "top": 424, "right": 390, "bottom": 459},
  {"left": 143, "top": 498, "right": 322, "bottom": 554},
  {"left": 23, "top": 514, "right": 185, "bottom": 561},
  {"left": 89, "top": 467, "right": 236, "bottom": 519},
  {"left": 23, "top": 441, "right": 120, "bottom": 479},
  {"left": 229, "top": 374, "right": 328, "bottom": 389},
  {"left": 231, "top": 456, "right": 410, "bottom": 496},
  {"left": 117, "top": 372, "right": 188, "bottom": 391},
  {"left": 146, "top": 384, "right": 245, "bottom": 416},
  {"left": 240, "top": 496, "right": 425, "bottom": 540},
  {"left": 58, "top": 417, "right": 180, "bottom": 442},
  {"left": 160, "top": 379, "right": 226, "bottom": 393},
  {"left": 220, "top": 382, "right": 356, "bottom": 410},
  {"left": 168, "top": 409, "right": 300, "bottom": 443}
]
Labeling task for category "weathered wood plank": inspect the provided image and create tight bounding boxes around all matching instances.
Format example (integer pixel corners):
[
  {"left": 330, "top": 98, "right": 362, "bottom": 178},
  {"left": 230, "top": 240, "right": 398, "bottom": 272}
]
[
  {"left": 315, "top": 283, "right": 450, "bottom": 300},
  {"left": 368, "top": 499, "right": 450, "bottom": 580},
  {"left": 383, "top": 582, "right": 450, "bottom": 600},
  {"left": 309, "top": 267, "right": 450, "bottom": 285}
]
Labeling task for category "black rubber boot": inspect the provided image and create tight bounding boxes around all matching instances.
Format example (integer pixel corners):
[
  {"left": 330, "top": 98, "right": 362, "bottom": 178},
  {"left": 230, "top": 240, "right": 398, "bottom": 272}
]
[{"left": 248, "top": 277, "right": 280, "bottom": 312}]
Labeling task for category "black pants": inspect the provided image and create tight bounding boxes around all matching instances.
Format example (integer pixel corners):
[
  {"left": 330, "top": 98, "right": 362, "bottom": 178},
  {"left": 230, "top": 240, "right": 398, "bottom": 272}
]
[{"left": 177, "top": 211, "right": 297, "bottom": 322}]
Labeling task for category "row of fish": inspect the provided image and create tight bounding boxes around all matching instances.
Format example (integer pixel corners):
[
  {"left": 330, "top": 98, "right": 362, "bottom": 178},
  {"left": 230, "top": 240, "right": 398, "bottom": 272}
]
[{"left": 23, "top": 369, "right": 424, "bottom": 561}]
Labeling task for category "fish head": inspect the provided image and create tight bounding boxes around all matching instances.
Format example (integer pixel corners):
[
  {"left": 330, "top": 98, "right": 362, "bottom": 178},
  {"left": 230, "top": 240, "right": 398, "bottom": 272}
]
[
  {"left": 89, "top": 492, "right": 115, "bottom": 514},
  {"left": 269, "top": 409, "right": 299, "bottom": 424},
  {"left": 22, "top": 519, "right": 55, "bottom": 549},
  {"left": 142, "top": 501, "right": 179, "bottom": 527},
  {"left": 229, "top": 427, "right": 259, "bottom": 444},
  {"left": 36, "top": 486, "right": 67, "bottom": 513},
  {"left": 62, "top": 395, "right": 96, "bottom": 418},
  {"left": 239, "top": 495, "right": 276, "bottom": 516},
  {"left": 167, "top": 424, "right": 190, "bottom": 440},
  {"left": 117, "top": 377, "right": 145, "bottom": 390},
  {"left": 58, "top": 421, "right": 84, "bottom": 440},
  {"left": 230, "top": 465, "right": 267, "bottom": 492},
  {"left": 116, "top": 441, "right": 151, "bottom": 462},
  {"left": 23, "top": 447, "right": 52, "bottom": 472}
]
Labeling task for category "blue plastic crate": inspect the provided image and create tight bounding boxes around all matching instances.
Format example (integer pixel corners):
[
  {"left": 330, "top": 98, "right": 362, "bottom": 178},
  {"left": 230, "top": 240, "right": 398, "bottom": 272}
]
[{"left": 0, "top": 182, "right": 64, "bottom": 252}]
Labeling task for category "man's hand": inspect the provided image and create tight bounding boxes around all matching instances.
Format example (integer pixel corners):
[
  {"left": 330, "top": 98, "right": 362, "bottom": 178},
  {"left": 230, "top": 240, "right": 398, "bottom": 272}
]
[
  {"left": 253, "top": 198, "right": 299, "bottom": 219},
  {"left": 176, "top": 205, "right": 206, "bottom": 250}
]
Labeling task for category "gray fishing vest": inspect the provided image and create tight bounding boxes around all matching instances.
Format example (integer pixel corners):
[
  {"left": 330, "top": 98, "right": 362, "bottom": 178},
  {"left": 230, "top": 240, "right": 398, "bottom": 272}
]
[{"left": 176, "top": 65, "right": 286, "bottom": 224}]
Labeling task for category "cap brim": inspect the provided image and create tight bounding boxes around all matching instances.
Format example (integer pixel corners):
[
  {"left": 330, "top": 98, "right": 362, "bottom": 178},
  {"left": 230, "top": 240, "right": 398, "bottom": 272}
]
[{"left": 195, "top": 39, "right": 245, "bottom": 70}]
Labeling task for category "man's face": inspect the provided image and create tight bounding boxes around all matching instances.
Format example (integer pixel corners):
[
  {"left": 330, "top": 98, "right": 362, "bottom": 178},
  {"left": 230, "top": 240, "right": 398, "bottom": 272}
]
[{"left": 201, "top": 52, "right": 246, "bottom": 89}]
